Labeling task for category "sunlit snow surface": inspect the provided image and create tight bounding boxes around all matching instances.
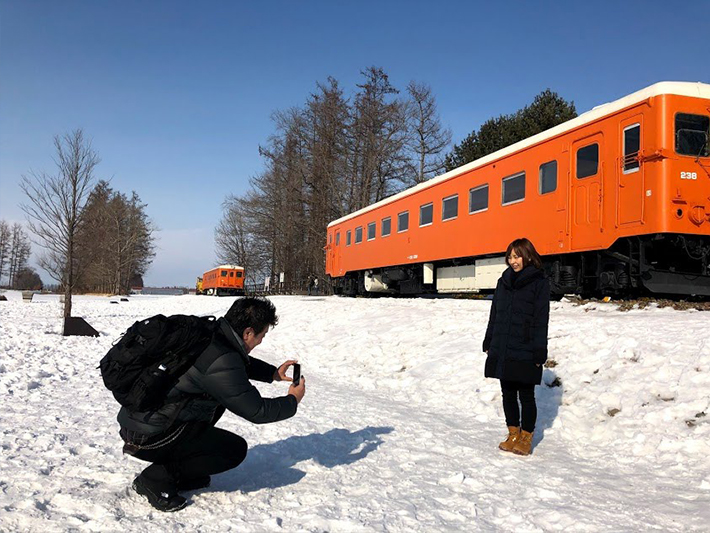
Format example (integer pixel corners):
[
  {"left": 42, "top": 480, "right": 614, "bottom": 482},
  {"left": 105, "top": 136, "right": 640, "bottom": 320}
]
[{"left": 1, "top": 292, "right": 708, "bottom": 532}]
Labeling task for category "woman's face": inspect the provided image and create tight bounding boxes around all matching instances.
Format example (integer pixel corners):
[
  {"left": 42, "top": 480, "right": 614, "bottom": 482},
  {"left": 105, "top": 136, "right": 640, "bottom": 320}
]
[{"left": 508, "top": 249, "right": 524, "bottom": 272}]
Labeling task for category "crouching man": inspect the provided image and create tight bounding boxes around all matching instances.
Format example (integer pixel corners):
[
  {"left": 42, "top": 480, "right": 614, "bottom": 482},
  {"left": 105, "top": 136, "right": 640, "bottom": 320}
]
[{"left": 118, "top": 297, "right": 306, "bottom": 511}]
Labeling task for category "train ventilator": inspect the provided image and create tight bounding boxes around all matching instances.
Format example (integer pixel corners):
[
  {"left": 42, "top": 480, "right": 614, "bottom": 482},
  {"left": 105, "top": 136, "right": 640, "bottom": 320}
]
[{"left": 325, "top": 82, "right": 710, "bottom": 298}]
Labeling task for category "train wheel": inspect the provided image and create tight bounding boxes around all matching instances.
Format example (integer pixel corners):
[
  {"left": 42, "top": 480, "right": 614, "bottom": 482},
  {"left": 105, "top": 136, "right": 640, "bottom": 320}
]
[{"left": 207, "top": 288, "right": 215, "bottom": 296}]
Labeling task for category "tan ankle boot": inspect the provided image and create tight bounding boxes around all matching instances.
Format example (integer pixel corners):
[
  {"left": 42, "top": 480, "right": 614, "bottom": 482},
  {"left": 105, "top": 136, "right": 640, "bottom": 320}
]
[
  {"left": 498, "top": 426, "right": 520, "bottom": 452},
  {"left": 512, "top": 430, "right": 533, "bottom": 455}
]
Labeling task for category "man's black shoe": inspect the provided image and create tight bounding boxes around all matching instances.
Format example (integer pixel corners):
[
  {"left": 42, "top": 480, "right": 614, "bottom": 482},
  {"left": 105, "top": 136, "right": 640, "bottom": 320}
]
[
  {"left": 132, "top": 475, "right": 188, "bottom": 512},
  {"left": 177, "top": 475, "right": 211, "bottom": 491}
]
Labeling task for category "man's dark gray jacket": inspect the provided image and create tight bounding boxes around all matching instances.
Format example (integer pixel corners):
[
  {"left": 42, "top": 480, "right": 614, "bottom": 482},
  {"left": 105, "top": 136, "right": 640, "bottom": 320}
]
[{"left": 117, "top": 317, "right": 297, "bottom": 439}]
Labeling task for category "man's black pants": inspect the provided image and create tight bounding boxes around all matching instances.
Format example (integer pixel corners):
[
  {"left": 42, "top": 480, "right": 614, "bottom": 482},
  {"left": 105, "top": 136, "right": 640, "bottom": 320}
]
[
  {"left": 500, "top": 380, "right": 537, "bottom": 433},
  {"left": 131, "top": 422, "right": 248, "bottom": 492}
]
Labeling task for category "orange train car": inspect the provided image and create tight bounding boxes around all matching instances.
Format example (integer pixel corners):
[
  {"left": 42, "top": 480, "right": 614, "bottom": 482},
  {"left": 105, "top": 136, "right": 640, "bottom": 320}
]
[
  {"left": 198, "top": 265, "right": 245, "bottom": 296},
  {"left": 325, "top": 82, "right": 710, "bottom": 298}
]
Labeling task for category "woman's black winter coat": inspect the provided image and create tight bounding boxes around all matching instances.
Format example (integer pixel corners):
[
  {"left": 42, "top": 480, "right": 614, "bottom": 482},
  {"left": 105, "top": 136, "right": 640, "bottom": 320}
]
[{"left": 483, "top": 265, "right": 550, "bottom": 384}]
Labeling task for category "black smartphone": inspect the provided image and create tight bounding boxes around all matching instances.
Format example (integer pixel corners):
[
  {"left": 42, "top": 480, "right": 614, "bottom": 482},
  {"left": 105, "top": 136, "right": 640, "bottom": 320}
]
[{"left": 292, "top": 363, "right": 301, "bottom": 386}]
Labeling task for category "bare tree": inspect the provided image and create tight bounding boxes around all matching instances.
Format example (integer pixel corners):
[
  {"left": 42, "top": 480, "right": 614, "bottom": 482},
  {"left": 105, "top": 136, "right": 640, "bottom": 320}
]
[
  {"left": 405, "top": 81, "right": 452, "bottom": 185},
  {"left": 7, "top": 223, "right": 31, "bottom": 288},
  {"left": 0, "top": 221, "right": 11, "bottom": 286},
  {"left": 215, "top": 194, "right": 268, "bottom": 285},
  {"left": 20, "top": 129, "right": 99, "bottom": 321}
]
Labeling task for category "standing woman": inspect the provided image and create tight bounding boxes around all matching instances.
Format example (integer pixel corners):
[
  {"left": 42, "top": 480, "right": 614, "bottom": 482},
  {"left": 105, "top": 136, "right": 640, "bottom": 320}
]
[{"left": 482, "top": 238, "right": 550, "bottom": 455}]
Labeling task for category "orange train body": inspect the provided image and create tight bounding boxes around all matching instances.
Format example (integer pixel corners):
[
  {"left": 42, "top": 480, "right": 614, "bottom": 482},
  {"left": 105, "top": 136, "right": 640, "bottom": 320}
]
[
  {"left": 199, "top": 265, "right": 245, "bottom": 296},
  {"left": 325, "top": 82, "right": 710, "bottom": 297}
]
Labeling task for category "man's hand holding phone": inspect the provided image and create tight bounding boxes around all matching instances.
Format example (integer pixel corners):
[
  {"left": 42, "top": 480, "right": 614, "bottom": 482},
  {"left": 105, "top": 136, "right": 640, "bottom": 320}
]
[{"left": 288, "top": 363, "right": 306, "bottom": 404}]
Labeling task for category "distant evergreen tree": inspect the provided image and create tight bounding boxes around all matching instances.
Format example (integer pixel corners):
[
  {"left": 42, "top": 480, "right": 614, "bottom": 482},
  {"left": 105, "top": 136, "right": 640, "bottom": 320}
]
[
  {"left": 14, "top": 267, "right": 43, "bottom": 290},
  {"left": 445, "top": 89, "right": 577, "bottom": 171}
]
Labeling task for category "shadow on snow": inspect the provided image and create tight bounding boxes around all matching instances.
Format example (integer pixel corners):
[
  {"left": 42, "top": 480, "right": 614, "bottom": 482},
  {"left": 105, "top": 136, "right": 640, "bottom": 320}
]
[
  {"left": 214, "top": 426, "right": 394, "bottom": 493},
  {"left": 534, "top": 368, "right": 563, "bottom": 450}
]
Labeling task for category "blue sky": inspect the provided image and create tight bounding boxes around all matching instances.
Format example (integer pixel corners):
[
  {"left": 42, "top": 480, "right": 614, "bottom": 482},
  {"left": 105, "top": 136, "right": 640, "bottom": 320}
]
[{"left": 1, "top": 1, "right": 708, "bottom": 287}]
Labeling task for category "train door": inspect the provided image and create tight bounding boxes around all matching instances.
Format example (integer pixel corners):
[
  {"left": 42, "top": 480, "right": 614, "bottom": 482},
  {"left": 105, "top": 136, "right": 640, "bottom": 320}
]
[
  {"left": 571, "top": 133, "right": 604, "bottom": 250},
  {"left": 332, "top": 231, "right": 341, "bottom": 275},
  {"left": 618, "top": 117, "right": 643, "bottom": 225}
]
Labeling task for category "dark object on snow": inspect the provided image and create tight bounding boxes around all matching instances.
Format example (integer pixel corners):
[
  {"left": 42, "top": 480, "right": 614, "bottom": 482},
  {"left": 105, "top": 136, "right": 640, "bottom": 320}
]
[
  {"left": 22, "top": 291, "right": 34, "bottom": 303},
  {"left": 121, "top": 298, "right": 129, "bottom": 302},
  {"left": 64, "top": 317, "right": 100, "bottom": 337},
  {"left": 111, "top": 301, "right": 119, "bottom": 304},
  {"left": 132, "top": 474, "right": 187, "bottom": 512},
  {"left": 0, "top": 295, "right": 7, "bottom": 301},
  {"left": 100, "top": 314, "right": 217, "bottom": 412}
]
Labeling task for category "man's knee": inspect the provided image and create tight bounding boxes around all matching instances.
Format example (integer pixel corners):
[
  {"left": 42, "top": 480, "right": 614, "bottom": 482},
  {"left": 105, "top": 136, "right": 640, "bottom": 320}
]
[{"left": 225, "top": 434, "right": 248, "bottom": 468}]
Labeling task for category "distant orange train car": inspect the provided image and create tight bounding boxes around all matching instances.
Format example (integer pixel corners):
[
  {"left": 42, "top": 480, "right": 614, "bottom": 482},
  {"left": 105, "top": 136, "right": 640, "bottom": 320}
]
[
  {"left": 197, "top": 265, "right": 245, "bottom": 296},
  {"left": 325, "top": 82, "right": 710, "bottom": 298}
]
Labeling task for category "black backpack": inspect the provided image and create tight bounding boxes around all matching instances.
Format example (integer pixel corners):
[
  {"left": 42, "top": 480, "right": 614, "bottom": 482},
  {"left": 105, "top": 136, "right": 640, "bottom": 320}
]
[{"left": 100, "top": 314, "right": 218, "bottom": 412}]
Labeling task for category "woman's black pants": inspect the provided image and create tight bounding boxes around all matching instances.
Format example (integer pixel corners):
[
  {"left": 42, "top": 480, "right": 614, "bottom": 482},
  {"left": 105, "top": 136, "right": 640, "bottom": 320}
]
[
  {"left": 500, "top": 380, "right": 537, "bottom": 432},
  {"left": 130, "top": 421, "right": 248, "bottom": 493}
]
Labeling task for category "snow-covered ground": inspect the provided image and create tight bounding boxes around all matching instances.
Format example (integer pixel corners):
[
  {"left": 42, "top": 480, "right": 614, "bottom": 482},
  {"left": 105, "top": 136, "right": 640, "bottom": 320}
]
[{"left": 1, "top": 291, "right": 708, "bottom": 532}]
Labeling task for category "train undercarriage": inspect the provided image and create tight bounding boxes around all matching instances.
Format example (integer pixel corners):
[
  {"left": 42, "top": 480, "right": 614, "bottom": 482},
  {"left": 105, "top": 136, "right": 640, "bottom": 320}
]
[
  {"left": 331, "top": 234, "right": 710, "bottom": 299},
  {"left": 199, "top": 288, "right": 245, "bottom": 296}
]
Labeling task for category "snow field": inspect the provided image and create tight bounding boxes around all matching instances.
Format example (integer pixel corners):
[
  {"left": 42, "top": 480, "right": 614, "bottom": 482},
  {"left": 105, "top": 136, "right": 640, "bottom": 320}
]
[{"left": 0, "top": 292, "right": 708, "bottom": 532}]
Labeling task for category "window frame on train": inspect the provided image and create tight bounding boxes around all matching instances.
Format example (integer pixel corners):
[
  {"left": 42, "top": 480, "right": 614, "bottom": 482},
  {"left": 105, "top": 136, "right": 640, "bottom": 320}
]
[
  {"left": 346, "top": 230, "right": 351, "bottom": 246},
  {"left": 367, "top": 222, "right": 376, "bottom": 241},
  {"left": 336, "top": 232, "right": 340, "bottom": 246},
  {"left": 539, "top": 160, "right": 558, "bottom": 194},
  {"left": 419, "top": 202, "right": 434, "bottom": 227},
  {"left": 675, "top": 112, "right": 710, "bottom": 158},
  {"left": 355, "top": 226, "right": 363, "bottom": 244},
  {"left": 469, "top": 184, "right": 489, "bottom": 214},
  {"left": 442, "top": 194, "right": 458, "bottom": 221},
  {"left": 623, "top": 124, "right": 641, "bottom": 173},
  {"left": 381, "top": 216, "right": 391, "bottom": 237},
  {"left": 398, "top": 211, "right": 409, "bottom": 233},
  {"left": 502, "top": 172, "right": 526, "bottom": 206},
  {"left": 576, "top": 143, "right": 599, "bottom": 179}
]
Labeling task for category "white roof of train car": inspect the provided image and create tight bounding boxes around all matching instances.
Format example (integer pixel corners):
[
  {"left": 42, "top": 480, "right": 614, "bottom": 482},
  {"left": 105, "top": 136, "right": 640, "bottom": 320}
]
[{"left": 328, "top": 81, "right": 710, "bottom": 228}]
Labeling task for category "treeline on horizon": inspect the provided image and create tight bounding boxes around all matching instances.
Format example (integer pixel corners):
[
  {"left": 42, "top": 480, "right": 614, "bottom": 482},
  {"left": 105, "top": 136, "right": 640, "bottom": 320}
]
[{"left": 215, "top": 66, "right": 577, "bottom": 289}]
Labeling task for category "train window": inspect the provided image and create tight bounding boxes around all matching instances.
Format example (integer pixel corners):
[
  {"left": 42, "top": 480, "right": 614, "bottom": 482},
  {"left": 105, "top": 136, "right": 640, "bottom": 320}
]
[
  {"left": 539, "top": 161, "right": 557, "bottom": 194},
  {"left": 355, "top": 226, "right": 363, "bottom": 244},
  {"left": 329, "top": 234, "right": 332, "bottom": 244},
  {"left": 398, "top": 211, "right": 409, "bottom": 232},
  {"left": 420, "top": 203, "right": 433, "bottom": 227},
  {"left": 346, "top": 230, "right": 352, "bottom": 246},
  {"left": 336, "top": 232, "right": 340, "bottom": 245},
  {"left": 469, "top": 184, "right": 489, "bottom": 213},
  {"left": 237, "top": 272, "right": 243, "bottom": 278},
  {"left": 221, "top": 271, "right": 228, "bottom": 277},
  {"left": 367, "top": 222, "right": 376, "bottom": 241},
  {"left": 623, "top": 125, "right": 640, "bottom": 173},
  {"left": 675, "top": 113, "right": 709, "bottom": 157},
  {"left": 442, "top": 195, "right": 458, "bottom": 221},
  {"left": 502, "top": 172, "right": 526, "bottom": 205},
  {"left": 576, "top": 144, "right": 599, "bottom": 178},
  {"left": 381, "top": 217, "right": 391, "bottom": 237}
]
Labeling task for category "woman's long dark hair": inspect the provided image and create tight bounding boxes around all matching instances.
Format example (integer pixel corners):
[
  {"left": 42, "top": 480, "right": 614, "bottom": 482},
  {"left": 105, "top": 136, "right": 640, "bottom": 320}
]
[{"left": 506, "top": 238, "right": 542, "bottom": 269}]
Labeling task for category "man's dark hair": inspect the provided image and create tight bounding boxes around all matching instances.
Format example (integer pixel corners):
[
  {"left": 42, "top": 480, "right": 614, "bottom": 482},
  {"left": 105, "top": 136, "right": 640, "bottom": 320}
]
[{"left": 224, "top": 297, "right": 278, "bottom": 336}]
